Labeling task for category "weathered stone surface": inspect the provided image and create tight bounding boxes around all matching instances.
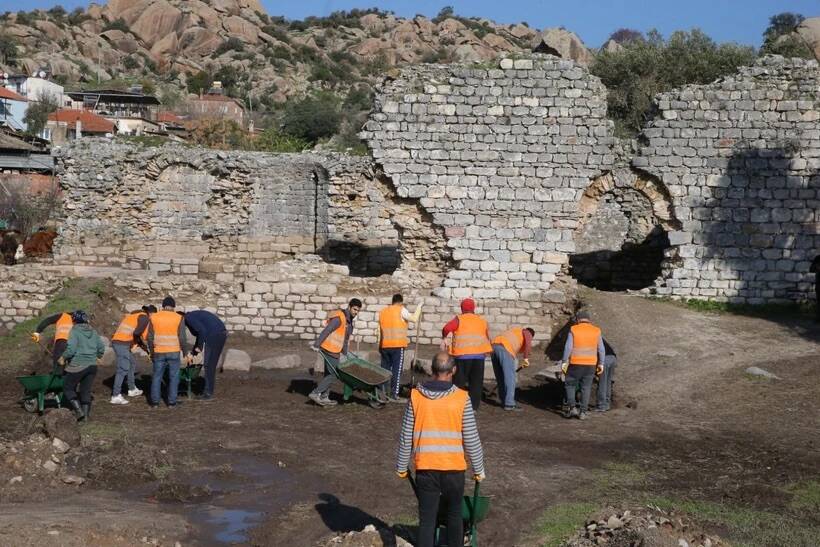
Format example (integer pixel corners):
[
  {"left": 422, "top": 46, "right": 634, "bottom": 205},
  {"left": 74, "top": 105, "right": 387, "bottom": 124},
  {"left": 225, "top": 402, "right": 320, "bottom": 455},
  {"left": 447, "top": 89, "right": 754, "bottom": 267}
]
[
  {"left": 222, "top": 348, "right": 251, "bottom": 371},
  {"left": 796, "top": 17, "right": 820, "bottom": 61},
  {"left": 43, "top": 409, "right": 81, "bottom": 447},
  {"left": 532, "top": 28, "right": 594, "bottom": 66},
  {"left": 252, "top": 354, "right": 301, "bottom": 370}
]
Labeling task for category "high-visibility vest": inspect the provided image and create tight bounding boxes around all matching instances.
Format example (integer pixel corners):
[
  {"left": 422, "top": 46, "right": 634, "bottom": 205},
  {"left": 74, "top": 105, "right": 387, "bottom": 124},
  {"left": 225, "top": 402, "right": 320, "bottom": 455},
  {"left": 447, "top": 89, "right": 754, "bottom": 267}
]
[
  {"left": 450, "top": 314, "right": 491, "bottom": 356},
  {"left": 379, "top": 304, "right": 408, "bottom": 349},
  {"left": 493, "top": 327, "right": 524, "bottom": 357},
  {"left": 569, "top": 322, "right": 601, "bottom": 366},
  {"left": 411, "top": 388, "right": 468, "bottom": 471},
  {"left": 112, "top": 312, "right": 147, "bottom": 346},
  {"left": 320, "top": 310, "right": 347, "bottom": 354},
  {"left": 54, "top": 313, "right": 73, "bottom": 342},
  {"left": 150, "top": 310, "right": 182, "bottom": 353}
]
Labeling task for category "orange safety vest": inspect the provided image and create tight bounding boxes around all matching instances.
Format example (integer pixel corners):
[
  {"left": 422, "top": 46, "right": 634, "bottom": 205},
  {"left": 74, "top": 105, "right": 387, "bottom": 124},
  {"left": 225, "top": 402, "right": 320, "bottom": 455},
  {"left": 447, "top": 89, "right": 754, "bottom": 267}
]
[
  {"left": 379, "top": 304, "right": 408, "bottom": 349},
  {"left": 493, "top": 327, "right": 524, "bottom": 357},
  {"left": 411, "top": 388, "right": 468, "bottom": 471},
  {"left": 320, "top": 310, "right": 347, "bottom": 354},
  {"left": 569, "top": 322, "right": 601, "bottom": 366},
  {"left": 150, "top": 310, "right": 182, "bottom": 354},
  {"left": 54, "top": 313, "right": 73, "bottom": 342},
  {"left": 450, "top": 314, "right": 491, "bottom": 356},
  {"left": 112, "top": 312, "right": 147, "bottom": 346}
]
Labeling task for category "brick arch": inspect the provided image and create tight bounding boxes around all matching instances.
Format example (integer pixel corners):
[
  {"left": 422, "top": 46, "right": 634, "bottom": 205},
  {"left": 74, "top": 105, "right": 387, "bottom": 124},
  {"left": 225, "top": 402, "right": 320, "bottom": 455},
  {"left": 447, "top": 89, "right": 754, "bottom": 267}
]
[{"left": 577, "top": 169, "right": 680, "bottom": 232}]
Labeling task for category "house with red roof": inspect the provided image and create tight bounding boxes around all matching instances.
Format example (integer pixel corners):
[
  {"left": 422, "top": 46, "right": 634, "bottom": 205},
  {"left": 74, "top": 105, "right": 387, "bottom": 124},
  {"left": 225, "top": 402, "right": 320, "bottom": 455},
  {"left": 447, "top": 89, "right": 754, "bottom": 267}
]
[{"left": 46, "top": 109, "right": 116, "bottom": 145}]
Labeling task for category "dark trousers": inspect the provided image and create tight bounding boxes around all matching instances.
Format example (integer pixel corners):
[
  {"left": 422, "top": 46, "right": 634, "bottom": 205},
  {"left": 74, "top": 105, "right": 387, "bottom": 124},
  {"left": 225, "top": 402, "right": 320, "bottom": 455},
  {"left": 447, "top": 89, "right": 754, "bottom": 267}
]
[
  {"left": 202, "top": 331, "right": 227, "bottom": 397},
  {"left": 417, "top": 470, "right": 464, "bottom": 547},
  {"left": 63, "top": 366, "right": 97, "bottom": 405},
  {"left": 453, "top": 358, "right": 484, "bottom": 410},
  {"left": 380, "top": 347, "right": 405, "bottom": 398},
  {"left": 52, "top": 339, "right": 67, "bottom": 376},
  {"left": 564, "top": 365, "right": 595, "bottom": 412}
]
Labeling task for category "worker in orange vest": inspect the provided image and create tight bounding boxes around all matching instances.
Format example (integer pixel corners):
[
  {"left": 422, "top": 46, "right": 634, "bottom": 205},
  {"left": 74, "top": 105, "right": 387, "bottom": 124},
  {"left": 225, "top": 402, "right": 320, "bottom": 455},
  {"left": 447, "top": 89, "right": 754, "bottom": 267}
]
[
  {"left": 144, "top": 296, "right": 189, "bottom": 409},
  {"left": 440, "top": 298, "right": 492, "bottom": 410},
  {"left": 396, "top": 351, "right": 485, "bottom": 547},
  {"left": 561, "top": 310, "right": 605, "bottom": 420},
  {"left": 109, "top": 305, "right": 154, "bottom": 405},
  {"left": 490, "top": 326, "right": 535, "bottom": 412},
  {"left": 31, "top": 311, "right": 76, "bottom": 375},
  {"left": 308, "top": 298, "right": 362, "bottom": 407},
  {"left": 376, "top": 293, "right": 422, "bottom": 403}
]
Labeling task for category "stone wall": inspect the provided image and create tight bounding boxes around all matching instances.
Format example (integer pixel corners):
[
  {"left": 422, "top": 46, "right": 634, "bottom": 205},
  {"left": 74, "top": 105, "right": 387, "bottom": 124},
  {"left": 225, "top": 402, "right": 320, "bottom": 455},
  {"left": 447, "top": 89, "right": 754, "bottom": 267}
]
[
  {"left": 0, "top": 265, "right": 62, "bottom": 330},
  {"left": 636, "top": 56, "right": 820, "bottom": 303},
  {"left": 361, "top": 56, "right": 616, "bottom": 301}
]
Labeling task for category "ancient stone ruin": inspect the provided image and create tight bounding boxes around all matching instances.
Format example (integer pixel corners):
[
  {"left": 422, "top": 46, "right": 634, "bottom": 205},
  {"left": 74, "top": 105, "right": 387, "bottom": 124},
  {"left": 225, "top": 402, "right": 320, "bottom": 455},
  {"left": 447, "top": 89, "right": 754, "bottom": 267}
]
[{"left": 1, "top": 54, "right": 817, "bottom": 341}]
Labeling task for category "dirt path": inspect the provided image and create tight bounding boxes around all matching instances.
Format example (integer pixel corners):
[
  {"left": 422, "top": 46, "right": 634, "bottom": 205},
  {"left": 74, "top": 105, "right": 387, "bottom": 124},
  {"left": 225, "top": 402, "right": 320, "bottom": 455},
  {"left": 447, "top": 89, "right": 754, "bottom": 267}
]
[{"left": 0, "top": 290, "right": 817, "bottom": 546}]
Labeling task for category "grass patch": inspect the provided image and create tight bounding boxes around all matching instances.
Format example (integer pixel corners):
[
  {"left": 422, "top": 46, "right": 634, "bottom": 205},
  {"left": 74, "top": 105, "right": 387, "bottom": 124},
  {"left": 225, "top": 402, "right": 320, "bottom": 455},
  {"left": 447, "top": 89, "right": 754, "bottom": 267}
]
[
  {"left": 536, "top": 502, "right": 596, "bottom": 547},
  {"left": 653, "top": 297, "right": 815, "bottom": 320},
  {"left": 591, "top": 462, "right": 648, "bottom": 495},
  {"left": 649, "top": 497, "right": 820, "bottom": 547},
  {"left": 787, "top": 480, "right": 820, "bottom": 512},
  {"left": 82, "top": 422, "right": 126, "bottom": 439},
  {"left": 0, "top": 279, "right": 101, "bottom": 370}
]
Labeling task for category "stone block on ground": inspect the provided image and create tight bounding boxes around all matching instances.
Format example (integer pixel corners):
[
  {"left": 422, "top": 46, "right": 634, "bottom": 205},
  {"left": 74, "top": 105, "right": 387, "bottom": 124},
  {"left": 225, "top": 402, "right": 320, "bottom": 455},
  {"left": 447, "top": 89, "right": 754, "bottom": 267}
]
[
  {"left": 252, "top": 354, "right": 302, "bottom": 370},
  {"left": 42, "top": 408, "right": 81, "bottom": 447},
  {"left": 744, "top": 366, "right": 780, "bottom": 380},
  {"left": 222, "top": 349, "right": 251, "bottom": 371}
]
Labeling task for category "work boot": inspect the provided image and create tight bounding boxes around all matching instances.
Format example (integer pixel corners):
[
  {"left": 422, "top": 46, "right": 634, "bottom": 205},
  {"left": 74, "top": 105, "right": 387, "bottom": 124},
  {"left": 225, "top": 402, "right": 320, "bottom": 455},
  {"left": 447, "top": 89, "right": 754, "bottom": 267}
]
[
  {"left": 81, "top": 403, "right": 91, "bottom": 421},
  {"left": 69, "top": 400, "right": 85, "bottom": 422}
]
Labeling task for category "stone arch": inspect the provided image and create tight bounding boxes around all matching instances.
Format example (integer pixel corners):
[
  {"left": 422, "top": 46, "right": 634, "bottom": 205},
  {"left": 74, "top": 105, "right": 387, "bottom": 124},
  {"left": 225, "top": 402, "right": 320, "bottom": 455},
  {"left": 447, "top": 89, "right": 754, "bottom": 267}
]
[{"left": 570, "top": 169, "right": 680, "bottom": 291}]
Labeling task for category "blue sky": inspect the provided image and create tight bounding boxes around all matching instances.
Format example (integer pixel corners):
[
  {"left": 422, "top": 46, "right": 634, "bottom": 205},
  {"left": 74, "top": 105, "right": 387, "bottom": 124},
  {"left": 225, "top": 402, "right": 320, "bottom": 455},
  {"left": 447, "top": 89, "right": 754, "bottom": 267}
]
[{"left": 1, "top": 0, "right": 816, "bottom": 48}]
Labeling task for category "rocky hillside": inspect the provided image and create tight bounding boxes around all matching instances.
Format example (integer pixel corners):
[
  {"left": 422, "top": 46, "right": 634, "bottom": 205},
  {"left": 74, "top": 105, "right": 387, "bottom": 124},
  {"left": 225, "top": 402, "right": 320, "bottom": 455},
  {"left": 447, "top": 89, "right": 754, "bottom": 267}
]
[{"left": 0, "top": 1, "right": 537, "bottom": 106}]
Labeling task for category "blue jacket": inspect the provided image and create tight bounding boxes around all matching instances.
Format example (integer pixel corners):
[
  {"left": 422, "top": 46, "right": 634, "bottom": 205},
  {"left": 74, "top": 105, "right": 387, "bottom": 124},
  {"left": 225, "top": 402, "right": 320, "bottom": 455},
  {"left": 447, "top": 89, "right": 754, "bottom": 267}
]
[{"left": 184, "top": 310, "right": 226, "bottom": 353}]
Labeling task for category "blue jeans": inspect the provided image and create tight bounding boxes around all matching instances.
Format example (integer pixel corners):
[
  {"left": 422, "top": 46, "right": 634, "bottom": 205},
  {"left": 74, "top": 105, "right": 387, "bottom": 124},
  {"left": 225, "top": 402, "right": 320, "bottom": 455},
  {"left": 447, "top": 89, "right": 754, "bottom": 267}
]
[
  {"left": 151, "top": 352, "right": 181, "bottom": 406},
  {"left": 596, "top": 355, "right": 617, "bottom": 410},
  {"left": 380, "top": 347, "right": 405, "bottom": 398},
  {"left": 112, "top": 342, "right": 137, "bottom": 395},
  {"left": 490, "top": 344, "right": 517, "bottom": 408}
]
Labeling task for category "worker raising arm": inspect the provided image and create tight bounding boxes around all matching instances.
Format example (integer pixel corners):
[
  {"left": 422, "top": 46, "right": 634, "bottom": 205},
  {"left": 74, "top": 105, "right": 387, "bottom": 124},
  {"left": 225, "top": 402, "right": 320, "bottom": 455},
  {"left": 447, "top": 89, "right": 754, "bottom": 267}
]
[{"left": 376, "top": 293, "right": 422, "bottom": 404}]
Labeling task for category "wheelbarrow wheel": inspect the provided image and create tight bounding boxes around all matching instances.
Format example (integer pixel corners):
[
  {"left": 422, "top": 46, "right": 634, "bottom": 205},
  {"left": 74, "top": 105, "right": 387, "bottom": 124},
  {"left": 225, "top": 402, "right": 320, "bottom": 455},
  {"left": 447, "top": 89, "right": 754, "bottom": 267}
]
[{"left": 22, "top": 398, "right": 38, "bottom": 413}]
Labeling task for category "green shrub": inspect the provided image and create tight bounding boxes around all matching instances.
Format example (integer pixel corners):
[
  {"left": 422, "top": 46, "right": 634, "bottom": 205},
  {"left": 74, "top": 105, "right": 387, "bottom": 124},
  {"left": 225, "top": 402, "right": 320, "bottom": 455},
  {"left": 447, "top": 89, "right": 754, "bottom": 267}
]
[
  {"left": 591, "top": 29, "right": 756, "bottom": 137},
  {"left": 213, "top": 37, "right": 245, "bottom": 57},
  {"left": 280, "top": 91, "right": 342, "bottom": 143},
  {"left": 102, "top": 17, "right": 130, "bottom": 33},
  {"left": 123, "top": 56, "right": 139, "bottom": 70},
  {"left": 187, "top": 71, "right": 212, "bottom": 94},
  {"left": 254, "top": 128, "right": 309, "bottom": 152}
]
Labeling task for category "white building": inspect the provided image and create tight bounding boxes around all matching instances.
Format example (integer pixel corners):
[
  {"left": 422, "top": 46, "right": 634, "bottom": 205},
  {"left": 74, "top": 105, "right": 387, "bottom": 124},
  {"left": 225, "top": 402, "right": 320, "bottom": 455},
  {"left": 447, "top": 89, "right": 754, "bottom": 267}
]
[
  {"left": 0, "top": 87, "right": 28, "bottom": 131},
  {"left": 1, "top": 72, "right": 67, "bottom": 106}
]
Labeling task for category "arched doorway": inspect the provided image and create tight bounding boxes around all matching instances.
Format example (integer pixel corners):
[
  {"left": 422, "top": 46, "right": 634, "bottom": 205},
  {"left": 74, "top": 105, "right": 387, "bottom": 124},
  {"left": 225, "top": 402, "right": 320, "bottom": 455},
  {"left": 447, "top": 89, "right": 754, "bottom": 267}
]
[{"left": 570, "top": 170, "right": 679, "bottom": 291}]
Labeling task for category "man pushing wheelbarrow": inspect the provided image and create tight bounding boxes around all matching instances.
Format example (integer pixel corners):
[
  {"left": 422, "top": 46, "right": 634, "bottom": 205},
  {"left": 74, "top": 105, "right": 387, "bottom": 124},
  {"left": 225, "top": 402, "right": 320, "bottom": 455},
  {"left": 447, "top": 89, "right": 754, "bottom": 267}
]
[{"left": 396, "top": 351, "right": 487, "bottom": 547}]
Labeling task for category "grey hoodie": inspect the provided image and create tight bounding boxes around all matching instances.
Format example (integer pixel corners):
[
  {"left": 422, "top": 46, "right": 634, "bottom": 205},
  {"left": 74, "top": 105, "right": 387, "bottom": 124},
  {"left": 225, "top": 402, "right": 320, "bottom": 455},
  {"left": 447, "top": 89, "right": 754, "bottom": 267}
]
[
  {"left": 62, "top": 324, "right": 105, "bottom": 373},
  {"left": 396, "top": 381, "right": 484, "bottom": 475}
]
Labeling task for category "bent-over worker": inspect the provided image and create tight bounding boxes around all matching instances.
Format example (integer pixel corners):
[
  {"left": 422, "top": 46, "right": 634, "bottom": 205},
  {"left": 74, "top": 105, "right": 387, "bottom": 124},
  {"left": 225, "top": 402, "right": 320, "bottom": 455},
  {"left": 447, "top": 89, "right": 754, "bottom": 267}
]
[
  {"left": 561, "top": 310, "right": 605, "bottom": 420},
  {"left": 396, "top": 351, "right": 485, "bottom": 547},
  {"left": 308, "top": 298, "right": 362, "bottom": 407},
  {"left": 440, "top": 298, "right": 492, "bottom": 411},
  {"left": 594, "top": 338, "right": 617, "bottom": 412},
  {"left": 31, "top": 311, "right": 76, "bottom": 375},
  {"left": 490, "top": 326, "right": 534, "bottom": 412},
  {"left": 377, "top": 293, "right": 422, "bottom": 403},
  {"left": 182, "top": 309, "right": 228, "bottom": 401},
  {"left": 109, "top": 306, "right": 152, "bottom": 405}
]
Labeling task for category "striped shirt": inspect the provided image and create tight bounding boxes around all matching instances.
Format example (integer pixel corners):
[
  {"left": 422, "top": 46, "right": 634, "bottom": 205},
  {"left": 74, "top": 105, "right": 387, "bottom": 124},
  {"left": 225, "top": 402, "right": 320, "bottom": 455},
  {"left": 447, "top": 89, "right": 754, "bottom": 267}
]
[{"left": 396, "top": 381, "right": 484, "bottom": 475}]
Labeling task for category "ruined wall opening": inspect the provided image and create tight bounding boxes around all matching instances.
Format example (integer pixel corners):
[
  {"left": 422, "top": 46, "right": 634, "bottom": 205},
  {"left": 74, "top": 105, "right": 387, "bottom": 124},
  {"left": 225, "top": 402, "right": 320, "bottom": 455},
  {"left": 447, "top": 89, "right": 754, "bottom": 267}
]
[{"left": 570, "top": 170, "right": 677, "bottom": 291}]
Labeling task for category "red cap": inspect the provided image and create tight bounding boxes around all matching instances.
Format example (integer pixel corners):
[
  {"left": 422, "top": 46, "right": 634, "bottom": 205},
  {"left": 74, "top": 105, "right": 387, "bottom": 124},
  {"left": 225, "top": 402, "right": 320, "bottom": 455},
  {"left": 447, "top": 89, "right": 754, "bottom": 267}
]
[{"left": 460, "top": 298, "right": 476, "bottom": 313}]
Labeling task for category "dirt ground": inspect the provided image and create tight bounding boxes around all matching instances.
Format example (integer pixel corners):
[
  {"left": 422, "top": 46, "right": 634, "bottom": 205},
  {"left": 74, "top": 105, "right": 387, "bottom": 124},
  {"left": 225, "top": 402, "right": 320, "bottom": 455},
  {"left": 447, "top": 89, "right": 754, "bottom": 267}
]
[{"left": 0, "top": 286, "right": 818, "bottom": 546}]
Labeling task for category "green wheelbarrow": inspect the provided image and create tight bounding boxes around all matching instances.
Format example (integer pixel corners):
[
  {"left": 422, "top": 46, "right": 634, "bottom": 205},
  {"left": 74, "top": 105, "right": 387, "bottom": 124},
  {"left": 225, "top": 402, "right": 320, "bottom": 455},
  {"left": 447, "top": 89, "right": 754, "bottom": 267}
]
[
  {"left": 319, "top": 351, "right": 392, "bottom": 408},
  {"left": 408, "top": 474, "right": 489, "bottom": 546},
  {"left": 16, "top": 373, "right": 65, "bottom": 414},
  {"left": 180, "top": 364, "right": 202, "bottom": 398}
]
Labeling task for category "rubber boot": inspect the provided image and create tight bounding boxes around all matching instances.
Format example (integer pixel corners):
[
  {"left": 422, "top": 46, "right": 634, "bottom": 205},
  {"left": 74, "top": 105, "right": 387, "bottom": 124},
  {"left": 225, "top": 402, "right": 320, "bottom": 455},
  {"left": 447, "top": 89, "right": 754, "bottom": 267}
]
[
  {"left": 81, "top": 403, "right": 91, "bottom": 421},
  {"left": 69, "top": 400, "right": 86, "bottom": 422}
]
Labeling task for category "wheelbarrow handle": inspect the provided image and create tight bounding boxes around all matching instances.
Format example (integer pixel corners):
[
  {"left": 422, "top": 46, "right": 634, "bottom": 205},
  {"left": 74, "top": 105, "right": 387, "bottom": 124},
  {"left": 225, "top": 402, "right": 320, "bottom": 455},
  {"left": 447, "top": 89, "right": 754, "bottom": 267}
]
[{"left": 471, "top": 480, "right": 481, "bottom": 527}]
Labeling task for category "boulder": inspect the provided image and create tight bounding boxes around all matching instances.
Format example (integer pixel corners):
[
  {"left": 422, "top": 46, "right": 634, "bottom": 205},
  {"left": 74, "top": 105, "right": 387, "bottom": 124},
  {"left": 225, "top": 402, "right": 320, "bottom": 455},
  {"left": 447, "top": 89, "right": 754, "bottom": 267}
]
[
  {"left": 52, "top": 437, "right": 71, "bottom": 454},
  {"left": 745, "top": 366, "right": 780, "bottom": 380},
  {"left": 34, "top": 20, "right": 67, "bottom": 42},
  {"left": 796, "top": 17, "right": 820, "bottom": 61},
  {"left": 179, "top": 27, "right": 223, "bottom": 56},
  {"left": 151, "top": 32, "right": 179, "bottom": 57},
  {"left": 601, "top": 38, "right": 623, "bottom": 54},
  {"left": 223, "top": 15, "right": 259, "bottom": 44},
  {"left": 130, "top": 0, "right": 184, "bottom": 46},
  {"left": 252, "top": 354, "right": 301, "bottom": 370},
  {"left": 43, "top": 409, "right": 81, "bottom": 447},
  {"left": 222, "top": 348, "right": 251, "bottom": 371},
  {"left": 532, "top": 27, "right": 594, "bottom": 66}
]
